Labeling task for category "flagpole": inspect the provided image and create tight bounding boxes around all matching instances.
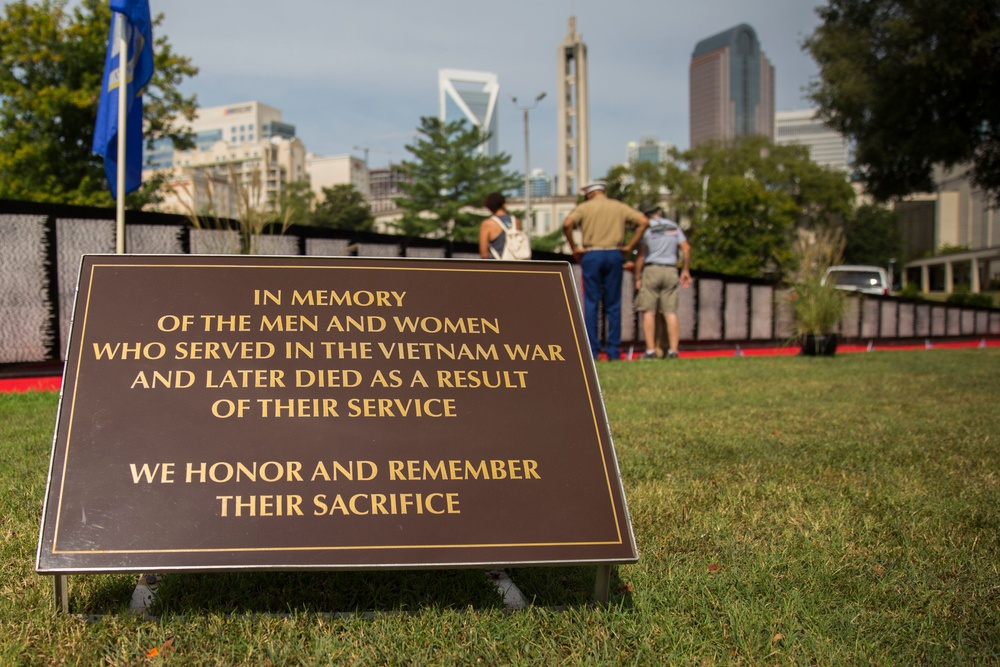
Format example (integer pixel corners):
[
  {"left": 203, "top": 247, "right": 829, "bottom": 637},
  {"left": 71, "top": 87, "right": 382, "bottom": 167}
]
[
  {"left": 94, "top": 1, "right": 152, "bottom": 239},
  {"left": 115, "top": 13, "right": 127, "bottom": 255}
]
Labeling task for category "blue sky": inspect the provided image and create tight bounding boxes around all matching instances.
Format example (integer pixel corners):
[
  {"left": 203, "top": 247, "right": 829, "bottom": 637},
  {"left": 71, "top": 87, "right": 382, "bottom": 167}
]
[{"left": 155, "top": 1, "right": 825, "bottom": 178}]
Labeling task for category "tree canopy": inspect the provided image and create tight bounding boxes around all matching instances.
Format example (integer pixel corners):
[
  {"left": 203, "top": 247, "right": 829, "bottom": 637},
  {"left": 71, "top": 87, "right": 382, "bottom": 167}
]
[
  {"left": 0, "top": 0, "right": 198, "bottom": 207},
  {"left": 804, "top": 0, "right": 1000, "bottom": 201},
  {"left": 314, "top": 183, "right": 374, "bottom": 232},
  {"left": 842, "top": 203, "right": 901, "bottom": 268},
  {"left": 393, "top": 117, "right": 520, "bottom": 243},
  {"left": 276, "top": 180, "right": 316, "bottom": 228},
  {"left": 604, "top": 136, "right": 856, "bottom": 278}
]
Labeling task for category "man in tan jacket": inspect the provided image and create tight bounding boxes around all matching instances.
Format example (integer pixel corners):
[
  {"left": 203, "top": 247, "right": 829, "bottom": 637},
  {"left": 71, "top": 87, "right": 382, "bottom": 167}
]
[{"left": 563, "top": 181, "right": 649, "bottom": 361}]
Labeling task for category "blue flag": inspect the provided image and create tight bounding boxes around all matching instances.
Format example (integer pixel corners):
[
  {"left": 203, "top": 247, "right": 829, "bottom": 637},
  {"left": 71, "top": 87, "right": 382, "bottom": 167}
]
[{"left": 92, "top": 0, "right": 154, "bottom": 199}]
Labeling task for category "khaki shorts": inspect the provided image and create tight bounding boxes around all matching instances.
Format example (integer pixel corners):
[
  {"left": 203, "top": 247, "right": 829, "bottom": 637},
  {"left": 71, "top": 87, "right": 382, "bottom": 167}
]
[{"left": 636, "top": 265, "right": 680, "bottom": 314}]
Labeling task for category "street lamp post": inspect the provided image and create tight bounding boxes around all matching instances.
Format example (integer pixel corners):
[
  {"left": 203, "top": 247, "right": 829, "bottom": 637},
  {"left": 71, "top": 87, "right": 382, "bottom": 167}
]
[{"left": 511, "top": 92, "right": 546, "bottom": 235}]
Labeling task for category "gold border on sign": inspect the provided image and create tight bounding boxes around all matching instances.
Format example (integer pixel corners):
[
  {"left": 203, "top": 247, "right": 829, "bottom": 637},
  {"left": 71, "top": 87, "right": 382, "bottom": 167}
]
[{"left": 48, "top": 258, "right": 630, "bottom": 557}]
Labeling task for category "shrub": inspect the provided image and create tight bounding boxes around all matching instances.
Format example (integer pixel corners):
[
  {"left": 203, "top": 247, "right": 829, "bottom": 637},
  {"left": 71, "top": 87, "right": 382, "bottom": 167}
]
[
  {"left": 898, "top": 283, "right": 923, "bottom": 300},
  {"left": 946, "top": 289, "right": 995, "bottom": 308}
]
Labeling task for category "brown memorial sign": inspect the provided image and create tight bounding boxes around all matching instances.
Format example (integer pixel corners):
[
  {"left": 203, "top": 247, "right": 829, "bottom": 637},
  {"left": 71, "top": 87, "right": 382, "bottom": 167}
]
[{"left": 37, "top": 255, "right": 638, "bottom": 573}]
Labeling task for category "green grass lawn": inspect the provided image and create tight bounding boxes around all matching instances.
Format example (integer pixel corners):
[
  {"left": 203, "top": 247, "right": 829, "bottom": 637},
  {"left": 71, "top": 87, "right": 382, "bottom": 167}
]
[{"left": 2, "top": 349, "right": 999, "bottom": 665}]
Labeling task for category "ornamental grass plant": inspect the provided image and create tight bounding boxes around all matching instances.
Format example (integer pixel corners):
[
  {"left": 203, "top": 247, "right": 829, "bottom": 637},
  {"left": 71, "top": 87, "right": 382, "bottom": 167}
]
[
  {"left": 788, "top": 227, "right": 847, "bottom": 338},
  {"left": 174, "top": 164, "right": 294, "bottom": 255}
]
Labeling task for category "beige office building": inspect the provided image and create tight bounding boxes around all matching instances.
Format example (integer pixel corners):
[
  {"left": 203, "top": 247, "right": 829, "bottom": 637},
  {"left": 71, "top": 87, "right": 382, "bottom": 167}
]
[
  {"left": 306, "top": 154, "right": 369, "bottom": 203},
  {"left": 775, "top": 109, "right": 851, "bottom": 173},
  {"left": 146, "top": 101, "right": 307, "bottom": 216},
  {"left": 898, "top": 163, "right": 1000, "bottom": 293}
]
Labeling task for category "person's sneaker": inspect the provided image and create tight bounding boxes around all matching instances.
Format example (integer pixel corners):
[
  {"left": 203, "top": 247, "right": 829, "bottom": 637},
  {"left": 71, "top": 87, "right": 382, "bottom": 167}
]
[
  {"left": 667, "top": 350, "right": 680, "bottom": 359},
  {"left": 641, "top": 350, "right": 658, "bottom": 360}
]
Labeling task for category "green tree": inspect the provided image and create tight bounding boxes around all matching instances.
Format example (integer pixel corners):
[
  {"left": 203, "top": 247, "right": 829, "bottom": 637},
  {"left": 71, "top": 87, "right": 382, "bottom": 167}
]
[
  {"left": 631, "top": 136, "right": 856, "bottom": 278},
  {"left": 603, "top": 158, "right": 679, "bottom": 210},
  {"left": 393, "top": 117, "right": 519, "bottom": 242},
  {"left": 687, "top": 137, "right": 854, "bottom": 226},
  {"left": 804, "top": 0, "right": 1000, "bottom": 200},
  {"left": 277, "top": 180, "right": 316, "bottom": 227},
  {"left": 843, "top": 203, "right": 901, "bottom": 267},
  {"left": 0, "top": 0, "right": 198, "bottom": 207},
  {"left": 529, "top": 227, "right": 568, "bottom": 254},
  {"left": 694, "top": 174, "right": 800, "bottom": 277},
  {"left": 314, "top": 184, "right": 374, "bottom": 232}
]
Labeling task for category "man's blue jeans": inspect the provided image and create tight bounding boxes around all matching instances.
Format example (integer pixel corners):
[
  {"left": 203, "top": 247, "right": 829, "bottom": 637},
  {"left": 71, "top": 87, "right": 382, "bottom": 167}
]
[{"left": 580, "top": 249, "right": 623, "bottom": 360}]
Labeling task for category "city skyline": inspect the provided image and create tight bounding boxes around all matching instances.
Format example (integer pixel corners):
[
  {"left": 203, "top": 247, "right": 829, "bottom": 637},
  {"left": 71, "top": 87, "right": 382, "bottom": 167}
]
[{"left": 154, "top": 0, "right": 825, "bottom": 181}]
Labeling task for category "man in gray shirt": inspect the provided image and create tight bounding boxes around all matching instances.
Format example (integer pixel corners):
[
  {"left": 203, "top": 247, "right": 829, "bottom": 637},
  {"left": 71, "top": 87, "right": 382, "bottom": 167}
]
[{"left": 633, "top": 204, "right": 692, "bottom": 359}]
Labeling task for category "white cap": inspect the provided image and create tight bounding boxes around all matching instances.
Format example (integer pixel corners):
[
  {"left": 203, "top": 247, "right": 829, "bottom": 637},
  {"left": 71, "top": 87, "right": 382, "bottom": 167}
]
[{"left": 581, "top": 181, "right": 607, "bottom": 195}]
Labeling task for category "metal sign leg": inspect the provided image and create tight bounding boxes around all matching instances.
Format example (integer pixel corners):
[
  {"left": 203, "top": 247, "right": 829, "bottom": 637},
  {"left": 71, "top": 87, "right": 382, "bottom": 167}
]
[
  {"left": 594, "top": 563, "right": 612, "bottom": 604},
  {"left": 54, "top": 575, "right": 69, "bottom": 614}
]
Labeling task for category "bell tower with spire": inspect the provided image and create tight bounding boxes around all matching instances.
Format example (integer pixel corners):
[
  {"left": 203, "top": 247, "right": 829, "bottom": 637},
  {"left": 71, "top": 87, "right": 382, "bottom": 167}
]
[{"left": 557, "top": 16, "right": 589, "bottom": 196}]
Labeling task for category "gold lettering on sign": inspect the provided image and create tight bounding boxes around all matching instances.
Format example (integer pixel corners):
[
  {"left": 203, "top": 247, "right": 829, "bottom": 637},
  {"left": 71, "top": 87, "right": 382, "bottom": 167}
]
[
  {"left": 257, "top": 398, "right": 340, "bottom": 418},
  {"left": 387, "top": 459, "right": 541, "bottom": 481},
  {"left": 185, "top": 460, "right": 305, "bottom": 483},
  {"left": 312, "top": 492, "right": 460, "bottom": 516},
  {"left": 260, "top": 315, "right": 319, "bottom": 332},
  {"left": 346, "top": 398, "right": 457, "bottom": 418},
  {"left": 205, "top": 369, "right": 286, "bottom": 388},
  {"left": 174, "top": 341, "right": 275, "bottom": 360},
  {"left": 291, "top": 290, "right": 406, "bottom": 307},
  {"left": 436, "top": 370, "right": 527, "bottom": 389},
  {"left": 216, "top": 495, "right": 304, "bottom": 517},
  {"left": 392, "top": 317, "right": 500, "bottom": 334},
  {"left": 377, "top": 342, "right": 499, "bottom": 360},
  {"left": 309, "top": 460, "right": 378, "bottom": 481}
]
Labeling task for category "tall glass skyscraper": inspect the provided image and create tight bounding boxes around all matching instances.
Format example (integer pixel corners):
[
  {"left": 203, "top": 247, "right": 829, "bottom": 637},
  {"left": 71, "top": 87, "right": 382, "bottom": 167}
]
[
  {"left": 689, "top": 24, "right": 774, "bottom": 149},
  {"left": 438, "top": 69, "right": 500, "bottom": 157}
]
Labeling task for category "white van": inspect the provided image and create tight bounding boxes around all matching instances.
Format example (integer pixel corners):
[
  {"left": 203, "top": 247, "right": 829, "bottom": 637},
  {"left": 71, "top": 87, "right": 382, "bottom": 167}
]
[{"left": 823, "top": 265, "right": 890, "bottom": 296}]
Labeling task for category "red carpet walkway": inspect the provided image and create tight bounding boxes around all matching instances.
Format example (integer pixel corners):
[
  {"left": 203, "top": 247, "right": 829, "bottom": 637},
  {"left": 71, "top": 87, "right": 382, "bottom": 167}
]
[
  {"left": 3, "top": 338, "right": 996, "bottom": 394},
  {"left": 1, "top": 375, "right": 62, "bottom": 393}
]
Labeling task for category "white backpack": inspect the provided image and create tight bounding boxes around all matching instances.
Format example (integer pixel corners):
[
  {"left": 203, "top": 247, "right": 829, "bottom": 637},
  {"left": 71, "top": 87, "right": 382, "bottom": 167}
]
[{"left": 489, "top": 215, "right": 532, "bottom": 261}]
